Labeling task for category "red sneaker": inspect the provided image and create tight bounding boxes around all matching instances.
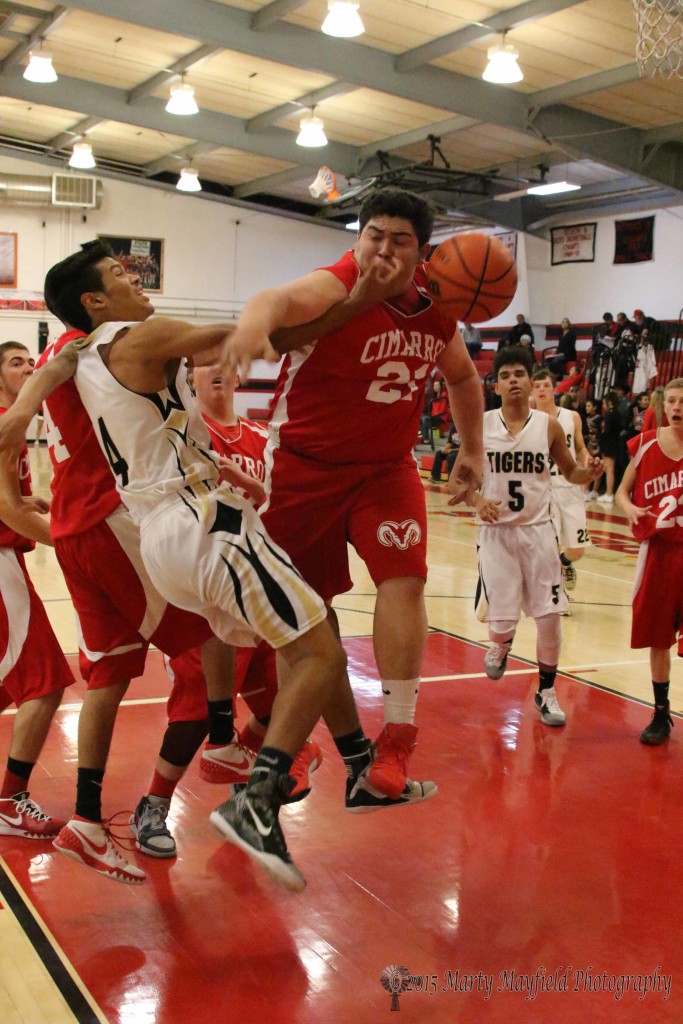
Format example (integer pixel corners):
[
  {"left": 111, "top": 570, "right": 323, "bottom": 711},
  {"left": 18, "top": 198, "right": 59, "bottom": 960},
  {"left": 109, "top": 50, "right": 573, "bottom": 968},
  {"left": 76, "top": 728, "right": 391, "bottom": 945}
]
[
  {"left": 237, "top": 722, "right": 264, "bottom": 755},
  {"left": 284, "top": 739, "right": 323, "bottom": 803},
  {"left": 366, "top": 723, "right": 418, "bottom": 799},
  {"left": 53, "top": 818, "right": 146, "bottom": 884},
  {"left": 0, "top": 792, "right": 65, "bottom": 839},
  {"left": 199, "top": 737, "right": 255, "bottom": 784}
]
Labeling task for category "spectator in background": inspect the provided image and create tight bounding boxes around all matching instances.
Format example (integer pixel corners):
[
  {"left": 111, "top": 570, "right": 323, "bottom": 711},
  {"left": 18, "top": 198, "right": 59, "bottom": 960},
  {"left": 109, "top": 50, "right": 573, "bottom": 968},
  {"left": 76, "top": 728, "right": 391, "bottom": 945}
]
[
  {"left": 631, "top": 391, "right": 651, "bottom": 434},
  {"left": 430, "top": 424, "right": 460, "bottom": 482},
  {"left": 616, "top": 311, "right": 634, "bottom": 335},
  {"left": 555, "top": 362, "right": 584, "bottom": 400},
  {"left": 462, "top": 322, "right": 483, "bottom": 358},
  {"left": 642, "top": 386, "right": 669, "bottom": 432},
  {"left": 420, "top": 376, "right": 449, "bottom": 444},
  {"left": 583, "top": 397, "right": 602, "bottom": 501},
  {"left": 598, "top": 391, "right": 622, "bottom": 503},
  {"left": 592, "top": 312, "right": 618, "bottom": 351},
  {"left": 509, "top": 314, "right": 534, "bottom": 347},
  {"left": 545, "top": 317, "right": 577, "bottom": 379}
]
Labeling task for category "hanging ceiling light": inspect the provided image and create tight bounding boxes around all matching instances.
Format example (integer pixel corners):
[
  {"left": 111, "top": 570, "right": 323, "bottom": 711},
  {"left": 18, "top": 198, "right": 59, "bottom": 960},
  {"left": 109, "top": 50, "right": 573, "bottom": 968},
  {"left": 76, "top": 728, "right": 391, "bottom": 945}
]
[
  {"left": 526, "top": 180, "right": 581, "bottom": 196},
  {"left": 296, "top": 109, "right": 328, "bottom": 148},
  {"left": 68, "top": 141, "right": 96, "bottom": 169},
  {"left": 345, "top": 219, "right": 360, "bottom": 231},
  {"left": 321, "top": 1, "right": 365, "bottom": 38},
  {"left": 482, "top": 34, "right": 523, "bottom": 84},
  {"left": 23, "top": 46, "right": 58, "bottom": 83},
  {"left": 166, "top": 80, "right": 199, "bottom": 116},
  {"left": 177, "top": 167, "right": 201, "bottom": 192}
]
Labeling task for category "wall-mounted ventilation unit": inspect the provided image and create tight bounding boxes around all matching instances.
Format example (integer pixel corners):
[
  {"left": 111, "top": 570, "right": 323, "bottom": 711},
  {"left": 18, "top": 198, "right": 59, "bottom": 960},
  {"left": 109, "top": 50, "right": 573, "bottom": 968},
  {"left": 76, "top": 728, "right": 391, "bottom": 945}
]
[{"left": 52, "top": 174, "right": 100, "bottom": 208}]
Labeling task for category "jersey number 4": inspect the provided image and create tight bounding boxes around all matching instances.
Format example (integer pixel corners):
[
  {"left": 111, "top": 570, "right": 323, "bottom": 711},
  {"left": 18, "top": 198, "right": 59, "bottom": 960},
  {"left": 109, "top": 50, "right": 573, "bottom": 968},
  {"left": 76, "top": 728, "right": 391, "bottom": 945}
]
[{"left": 98, "top": 418, "right": 129, "bottom": 487}]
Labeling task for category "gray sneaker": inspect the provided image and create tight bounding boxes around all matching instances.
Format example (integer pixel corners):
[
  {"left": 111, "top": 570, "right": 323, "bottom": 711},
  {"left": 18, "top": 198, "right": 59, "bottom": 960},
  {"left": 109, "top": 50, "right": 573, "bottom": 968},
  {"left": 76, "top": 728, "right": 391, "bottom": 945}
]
[
  {"left": 484, "top": 640, "right": 512, "bottom": 680},
  {"left": 562, "top": 562, "right": 578, "bottom": 591},
  {"left": 534, "top": 687, "right": 567, "bottom": 726},
  {"left": 210, "top": 771, "right": 305, "bottom": 892},
  {"left": 130, "top": 796, "right": 176, "bottom": 858}
]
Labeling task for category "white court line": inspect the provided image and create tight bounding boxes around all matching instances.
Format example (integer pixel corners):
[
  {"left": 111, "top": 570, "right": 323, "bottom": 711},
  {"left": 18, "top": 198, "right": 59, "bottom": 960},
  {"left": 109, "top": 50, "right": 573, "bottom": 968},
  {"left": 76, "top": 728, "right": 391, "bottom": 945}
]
[{"left": 421, "top": 658, "right": 650, "bottom": 683}]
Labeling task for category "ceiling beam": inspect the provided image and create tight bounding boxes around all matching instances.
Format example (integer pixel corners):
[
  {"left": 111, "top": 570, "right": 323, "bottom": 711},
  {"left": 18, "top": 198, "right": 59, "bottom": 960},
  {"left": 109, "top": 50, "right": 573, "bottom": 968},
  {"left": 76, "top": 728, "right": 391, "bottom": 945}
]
[
  {"left": 0, "top": 4, "right": 68, "bottom": 71},
  {"left": 395, "top": 0, "right": 583, "bottom": 73},
  {"left": 233, "top": 165, "right": 312, "bottom": 199},
  {"left": 357, "top": 116, "right": 478, "bottom": 162},
  {"left": 46, "top": 115, "right": 104, "bottom": 152},
  {"left": 643, "top": 122, "right": 683, "bottom": 145},
  {"left": 0, "top": 2, "right": 47, "bottom": 15},
  {"left": 251, "top": 0, "right": 308, "bottom": 30},
  {"left": 246, "top": 81, "right": 355, "bottom": 133},
  {"left": 127, "top": 43, "right": 223, "bottom": 104},
  {"left": 143, "top": 141, "right": 222, "bottom": 177},
  {"left": 528, "top": 63, "right": 641, "bottom": 109}
]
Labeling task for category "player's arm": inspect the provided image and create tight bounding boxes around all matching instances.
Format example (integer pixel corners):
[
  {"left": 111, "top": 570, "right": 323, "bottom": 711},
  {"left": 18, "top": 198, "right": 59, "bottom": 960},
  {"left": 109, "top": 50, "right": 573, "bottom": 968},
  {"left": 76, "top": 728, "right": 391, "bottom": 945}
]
[
  {"left": 215, "top": 456, "right": 266, "bottom": 507},
  {"left": 549, "top": 417, "right": 603, "bottom": 485},
  {"left": 0, "top": 450, "right": 52, "bottom": 546},
  {"left": 436, "top": 334, "right": 485, "bottom": 503},
  {"left": 0, "top": 342, "right": 80, "bottom": 452},
  {"left": 572, "top": 410, "right": 589, "bottom": 468},
  {"left": 615, "top": 459, "right": 656, "bottom": 528},
  {"left": 464, "top": 486, "right": 501, "bottom": 522}
]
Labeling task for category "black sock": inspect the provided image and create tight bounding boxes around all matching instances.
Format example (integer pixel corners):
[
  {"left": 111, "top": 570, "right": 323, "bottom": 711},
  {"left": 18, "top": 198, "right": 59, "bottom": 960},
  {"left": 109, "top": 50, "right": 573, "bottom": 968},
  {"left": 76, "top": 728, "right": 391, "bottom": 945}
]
[
  {"left": 207, "top": 699, "right": 234, "bottom": 745},
  {"left": 76, "top": 767, "right": 105, "bottom": 822},
  {"left": 7, "top": 757, "right": 33, "bottom": 783},
  {"left": 251, "top": 746, "right": 293, "bottom": 780},
  {"left": 334, "top": 728, "right": 373, "bottom": 780},
  {"left": 538, "top": 670, "right": 557, "bottom": 692},
  {"left": 560, "top": 553, "right": 572, "bottom": 567},
  {"left": 653, "top": 681, "right": 670, "bottom": 709}
]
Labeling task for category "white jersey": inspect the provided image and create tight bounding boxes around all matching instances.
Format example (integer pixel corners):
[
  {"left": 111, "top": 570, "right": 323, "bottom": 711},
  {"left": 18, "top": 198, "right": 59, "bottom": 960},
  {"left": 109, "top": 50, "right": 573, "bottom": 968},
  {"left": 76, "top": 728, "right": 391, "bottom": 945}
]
[
  {"left": 549, "top": 407, "right": 577, "bottom": 491},
  {"left": 479, "top": 408, "right": 552, "bottom": 527},
  {"left": 74, "top": 321, "right": 219, "bottom": 524}
]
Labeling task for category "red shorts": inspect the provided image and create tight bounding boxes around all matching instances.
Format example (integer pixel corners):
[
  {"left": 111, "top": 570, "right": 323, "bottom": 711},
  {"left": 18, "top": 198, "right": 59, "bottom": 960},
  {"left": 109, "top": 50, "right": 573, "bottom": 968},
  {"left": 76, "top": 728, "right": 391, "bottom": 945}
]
[
  {"left": 261, "top": 450, "right": 427, "bottom": 601},
  {"left": 56, "top": 508, "right": 211, "bottom": 689},
  {"left": 631, "top": 538, "right": 683, "bottom": 650},
  {"left": 0, "top": 549, "right": 73, "bottom": 705},
  {"left": 166, "top": 641, "right": 278, "bottom": 722}
]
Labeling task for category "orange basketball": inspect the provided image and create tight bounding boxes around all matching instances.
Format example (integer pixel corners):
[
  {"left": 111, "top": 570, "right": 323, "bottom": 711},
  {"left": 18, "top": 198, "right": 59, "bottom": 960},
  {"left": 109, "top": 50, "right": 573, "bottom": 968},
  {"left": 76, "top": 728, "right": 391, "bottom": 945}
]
[{"left": 425, "top": 232, "right": 518, "bottom": 325}]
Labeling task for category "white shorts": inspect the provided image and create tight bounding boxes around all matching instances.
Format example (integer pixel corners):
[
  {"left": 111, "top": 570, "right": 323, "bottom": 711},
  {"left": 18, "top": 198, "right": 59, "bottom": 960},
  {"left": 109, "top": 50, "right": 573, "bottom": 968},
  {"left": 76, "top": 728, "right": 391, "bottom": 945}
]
[
  {"left": 139, "top": 484, "right": 327, "bottom": 649},
  {"left": 476, "top": 522, "right": 567, "bottom": 623},
  {"left": 550, "top": 485, "right": 591, "bottom": 549}
]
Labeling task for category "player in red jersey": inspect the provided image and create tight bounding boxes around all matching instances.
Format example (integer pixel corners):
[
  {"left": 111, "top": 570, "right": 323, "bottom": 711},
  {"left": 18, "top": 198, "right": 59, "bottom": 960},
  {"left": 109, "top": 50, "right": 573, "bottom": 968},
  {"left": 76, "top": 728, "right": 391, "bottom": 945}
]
[
  {"left": 133, "top": 364, "right": 322, "bottom": 857},
  {"left": 616, "top": 378, "right": 683, "bottom": 745},
  {"left": 0, "top": 342, "right": 74, "bottom": 839},
  {"left": 229, "top": 188, "right": 484, "bottom": 799}
]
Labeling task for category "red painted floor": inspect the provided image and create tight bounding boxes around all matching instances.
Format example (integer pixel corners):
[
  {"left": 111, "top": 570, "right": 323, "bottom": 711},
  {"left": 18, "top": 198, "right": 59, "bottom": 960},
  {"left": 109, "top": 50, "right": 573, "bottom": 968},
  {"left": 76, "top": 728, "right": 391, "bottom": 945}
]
[{"left": 1, "top": 633, "right": 681, "bottom": 1024}]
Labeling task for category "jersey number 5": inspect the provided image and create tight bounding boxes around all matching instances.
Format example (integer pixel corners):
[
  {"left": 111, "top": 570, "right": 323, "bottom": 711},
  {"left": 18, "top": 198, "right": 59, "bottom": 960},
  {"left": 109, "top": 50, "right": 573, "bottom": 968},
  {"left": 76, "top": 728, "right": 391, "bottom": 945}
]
[
  {"left": 508, "top": 480, "right": 525, "bottom": 512},
  {"left": 98, "top": 417, "right": 129, "bottom": 487}
]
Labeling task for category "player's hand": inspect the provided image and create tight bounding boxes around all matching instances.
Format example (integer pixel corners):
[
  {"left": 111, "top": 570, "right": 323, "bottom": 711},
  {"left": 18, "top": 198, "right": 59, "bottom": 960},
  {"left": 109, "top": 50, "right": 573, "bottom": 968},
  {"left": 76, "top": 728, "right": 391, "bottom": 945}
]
[
  {"left": 0, "top": 409, "right": 30, "bottom": 454},
  {"left": 447, "top": 448, "right": 484, "bottom": 504},
  {"left": 22, "top": 495, "right": 50, "bottom": 514},
  {"left": 224, "top": 329, "right": 280, "bottom": 380},
  {"left": 476, "top": 498, "right": 501, "bottom": 523},
  {"left": 625, "top": 503, "right": 656, "bottom": 528},
  {"left": 351, "top": 256, "right": 404, "bottom": 307},
  {"left": 216, "top": 455, "right": 266, "bottom": 507},
  {"left": 585, "top": 455, "right": 604, "bottom": 480}
]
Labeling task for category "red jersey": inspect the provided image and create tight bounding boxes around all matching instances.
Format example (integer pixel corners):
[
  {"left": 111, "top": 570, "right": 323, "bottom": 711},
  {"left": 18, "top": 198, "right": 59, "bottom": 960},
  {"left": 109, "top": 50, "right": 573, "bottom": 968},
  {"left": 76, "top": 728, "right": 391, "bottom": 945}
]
[
  {"left": 269, "top": 250, "right": 454, "bottom": 464},
  {"left": 0, "top": 407, "right": 34, "bottom": 552},
  {"left": 627, "top": 429, "right": 683, "bottom": 543},
  {"left": 36, "top": 329, "right": 121, "bottom": 538},
  {"left": 203, "top": 415, "right": 268, "bottom": 501}
]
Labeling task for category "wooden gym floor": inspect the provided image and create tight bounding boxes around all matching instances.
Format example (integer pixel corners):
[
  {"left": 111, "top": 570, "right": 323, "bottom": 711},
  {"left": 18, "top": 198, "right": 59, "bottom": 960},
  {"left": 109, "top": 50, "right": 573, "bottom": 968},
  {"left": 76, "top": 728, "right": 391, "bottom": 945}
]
[{"left": 1, "top": 447, "right": 680, "bottom": 1024}]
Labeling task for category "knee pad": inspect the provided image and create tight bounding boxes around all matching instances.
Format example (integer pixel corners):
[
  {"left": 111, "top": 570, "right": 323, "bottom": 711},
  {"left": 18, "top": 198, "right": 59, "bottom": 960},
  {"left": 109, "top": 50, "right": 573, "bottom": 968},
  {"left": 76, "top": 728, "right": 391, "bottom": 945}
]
[
  {"left": 159, "top": 719, "right": 208, "bottom": 767},
  {"left": 535, "top": 614, "right": 561, "bottom": 666}
]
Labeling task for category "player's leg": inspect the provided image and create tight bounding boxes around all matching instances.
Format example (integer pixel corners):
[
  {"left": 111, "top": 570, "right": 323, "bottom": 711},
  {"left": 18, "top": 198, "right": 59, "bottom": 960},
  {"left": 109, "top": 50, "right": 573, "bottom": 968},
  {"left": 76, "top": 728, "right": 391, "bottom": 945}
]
[
  {"left": 522, "top": 524, "right": 567, "bottom": 726},
  {"left": 0, "top": 550, "right": 72, "bottom": 839},
  {"left": 477, "top": 527, "right": 522, "bottom": 679},
  {"left": 640, "top": 647, "right": 674, "bottom": 745},
  {"left": 557, "top": 489, "right": 590, "bottom": 596}
]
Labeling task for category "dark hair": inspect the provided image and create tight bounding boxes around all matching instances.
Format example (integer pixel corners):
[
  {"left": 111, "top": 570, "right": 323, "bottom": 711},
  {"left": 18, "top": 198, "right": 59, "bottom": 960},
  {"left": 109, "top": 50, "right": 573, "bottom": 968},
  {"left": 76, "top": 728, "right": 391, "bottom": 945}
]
[
  {"left": 43, "top": 240, "right": 114, "bottom": 333},
  {"left": 358, "top": 188, "right": 435, "bottom": 247},
  {"left": 0, "top": 341, "right": 29, "bottom": 370},
  {"left": 493, "top": 344, "right": 534, "bottom": 379},
  {"left": 531, "top": 367, "right": 555, "bottom": 385},
  {"left": 602, "top": 312, "right": 613, "bottom": 321}
]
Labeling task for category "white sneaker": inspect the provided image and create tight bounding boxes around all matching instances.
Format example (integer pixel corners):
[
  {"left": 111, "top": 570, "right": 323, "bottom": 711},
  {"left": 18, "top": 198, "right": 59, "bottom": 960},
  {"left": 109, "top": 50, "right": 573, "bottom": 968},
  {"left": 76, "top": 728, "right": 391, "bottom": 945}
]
[
  {"left": 534, "top": 687, "right": 567, "bottom": 726},
  {"left": 484, "top": 640, "right": 512, "bottom": 680},
  {"left": 597, "top": 494, "right": 613, "bottom": 505},
  {"left": 199, "top": 737, "right": 255, "bottom": 785},
  {"left": 53, "top": 818, "right": 146, "bottom": 884}
]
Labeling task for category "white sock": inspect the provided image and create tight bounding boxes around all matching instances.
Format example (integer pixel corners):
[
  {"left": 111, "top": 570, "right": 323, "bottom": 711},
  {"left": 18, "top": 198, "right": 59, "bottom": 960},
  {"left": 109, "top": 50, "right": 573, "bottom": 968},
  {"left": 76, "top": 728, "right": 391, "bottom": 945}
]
[{"left": 381, "top": 678, "right": 420, "bottom": 725}]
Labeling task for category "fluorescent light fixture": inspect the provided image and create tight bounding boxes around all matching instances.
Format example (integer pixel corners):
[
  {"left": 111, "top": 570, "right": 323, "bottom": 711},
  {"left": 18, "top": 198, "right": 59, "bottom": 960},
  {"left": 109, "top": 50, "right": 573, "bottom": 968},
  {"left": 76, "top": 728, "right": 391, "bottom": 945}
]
[
  {"left": 322, "top": 1, "right": 364, "bottom": 38},
  {"left": 526, "top": 181, "right": 581, "bottom": 196},
  {"left": 68, "top": 141, "right": 96, "bottom": 169},
  {"left": 345, "top": 219, "right": 360, "bottom": 231},
  {"left": 296, "top": 110, "right": 328, "bottom": 148},
  {"left": 177, "top": 166, "right": 201, "bottom": 192},
  {"left": 23, "top": 49, "right": 58, "bottom": 83},
  {"left": 482, "top": 39, "right": 523, "bottom": 84},
  {"left": 166, "top": 81, "right": 199, "bottom": 116}
]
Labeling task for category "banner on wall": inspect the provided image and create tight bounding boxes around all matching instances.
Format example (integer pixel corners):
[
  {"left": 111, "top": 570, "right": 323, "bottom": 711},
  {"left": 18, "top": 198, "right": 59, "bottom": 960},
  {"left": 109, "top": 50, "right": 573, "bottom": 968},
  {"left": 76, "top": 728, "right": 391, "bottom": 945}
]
[
  {"left": 493, "top": 231, "right": 517, "bottom": 259},
  {"left": 614, "top": 216, "right": 654, "bottom": 264},
  {"left": 550, "top": 223, "right": 596, "bottom": 265}
]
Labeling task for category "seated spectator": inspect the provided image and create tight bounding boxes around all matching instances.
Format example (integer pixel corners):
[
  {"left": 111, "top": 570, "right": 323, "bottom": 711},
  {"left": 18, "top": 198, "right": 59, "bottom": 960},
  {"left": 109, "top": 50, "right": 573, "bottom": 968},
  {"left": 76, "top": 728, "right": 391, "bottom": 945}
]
[
  {"left": 509, "top": 313, "right": 534, "bottom": 346},
  {"left": 592, "top": 312, "right": 618, "bottom": 351},
  {"left": 633, "top": 308, "right": 670, "bottom": 351},
  {"left": 615, "top": 311, "right": 634, "bottom": 335},
  {"left": 420, "top": 377, "right": 449, "bottom": 444},
  {"left": 555, "top": 362, "right": 584, "bottom": 398},
  {"left": 430, "top": 425, "right": 460, "bottom": 482},
  {"left": 545, "top": 317, "right": 577, "bottom": 378},
  {"left": 631, "top": 391, "right": 650, "bottom": 434},
  {"left": 518, "top": 333, "right": 534, "bottom": 355},
  {"left": 462, "top": 321, "right": 482, "bottom": 357}
]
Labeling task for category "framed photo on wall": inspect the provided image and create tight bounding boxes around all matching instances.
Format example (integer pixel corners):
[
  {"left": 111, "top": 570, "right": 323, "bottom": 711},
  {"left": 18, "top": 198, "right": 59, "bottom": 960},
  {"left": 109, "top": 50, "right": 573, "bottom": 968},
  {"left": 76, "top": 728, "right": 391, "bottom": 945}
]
[
  {"left": 97, "top": 235, "right": 164, "bottom": 292},
  {"left": 0, "top": 232, "right": 18, "bottom": 288}
]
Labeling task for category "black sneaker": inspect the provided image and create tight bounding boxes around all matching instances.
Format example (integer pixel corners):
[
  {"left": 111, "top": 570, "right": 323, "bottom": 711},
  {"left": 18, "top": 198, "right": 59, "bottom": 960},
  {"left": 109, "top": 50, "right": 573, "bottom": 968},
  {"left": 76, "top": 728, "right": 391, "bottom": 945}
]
[
  {"left": 640, "top": 705, "right": 674, "bottom": 746},
  {"left": 345, "top": 772, "right": 437, "bottom": 814},
  {"left": 210, "top": 771, "right": 305, "bottom": 891}
]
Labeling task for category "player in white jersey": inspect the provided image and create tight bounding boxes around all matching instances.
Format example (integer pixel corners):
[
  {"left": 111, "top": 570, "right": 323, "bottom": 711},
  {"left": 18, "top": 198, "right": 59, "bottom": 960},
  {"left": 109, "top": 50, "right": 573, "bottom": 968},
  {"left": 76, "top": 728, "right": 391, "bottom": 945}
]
[
  {"left": 468, "top": 347, "right": 603, "bottom": 726},
  {"left": 531, "top": 369, "right": 590, "bottom": 601}
]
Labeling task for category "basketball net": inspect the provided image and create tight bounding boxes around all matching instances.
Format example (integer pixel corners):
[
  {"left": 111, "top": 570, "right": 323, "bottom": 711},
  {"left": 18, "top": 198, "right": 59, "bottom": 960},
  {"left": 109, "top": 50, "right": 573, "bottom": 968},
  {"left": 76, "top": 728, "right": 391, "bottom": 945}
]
[
  {"left": 308, "top": 166, "right": 340, "bottom": 201},
  {"left": 632, "top": 0, "right": 683, "bottom": 77}
]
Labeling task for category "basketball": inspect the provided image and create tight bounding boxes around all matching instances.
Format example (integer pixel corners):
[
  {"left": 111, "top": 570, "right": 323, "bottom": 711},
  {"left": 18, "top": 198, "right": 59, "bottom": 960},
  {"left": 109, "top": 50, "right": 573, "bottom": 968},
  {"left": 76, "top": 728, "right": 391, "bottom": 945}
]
[{"left": 425, "top": 232, "right": 518, "bottom": 325}]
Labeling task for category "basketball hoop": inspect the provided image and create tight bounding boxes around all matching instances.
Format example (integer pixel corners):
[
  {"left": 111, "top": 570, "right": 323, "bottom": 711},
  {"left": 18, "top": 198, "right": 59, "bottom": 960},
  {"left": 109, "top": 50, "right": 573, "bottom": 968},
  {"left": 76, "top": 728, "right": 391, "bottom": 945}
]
[
  {"left": 632, "top": 0, "right": 683, "bottom": 77},
  {"left": 308, "top": 166, "right": 340, "bottom": 201}
]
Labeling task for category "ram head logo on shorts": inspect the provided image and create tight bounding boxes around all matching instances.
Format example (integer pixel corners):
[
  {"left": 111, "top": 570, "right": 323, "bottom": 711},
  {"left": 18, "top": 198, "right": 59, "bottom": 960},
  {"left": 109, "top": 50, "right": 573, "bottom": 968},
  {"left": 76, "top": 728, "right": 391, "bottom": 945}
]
[{"left": 377, "top": 519, "right": 422, "bottom": 550}]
